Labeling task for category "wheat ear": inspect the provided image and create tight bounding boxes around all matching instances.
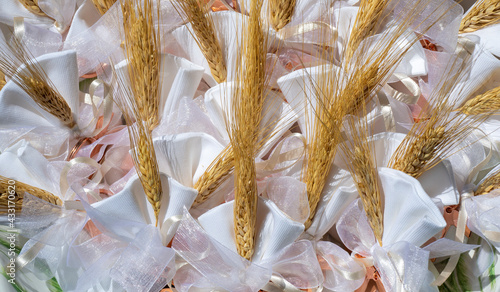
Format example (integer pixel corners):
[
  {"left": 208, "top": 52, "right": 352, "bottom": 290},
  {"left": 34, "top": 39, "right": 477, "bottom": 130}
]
[
  {"left": 173, "top": 0, "right": 227, "bottom": 83},
  {"left": 91, "top": 0, "right": 117, "bottom": 15},
  {"left": 459, "top": 85, "right": 500, "bottom": 115},
  {"left": 231, "top": 0, "right": 267, "bottom": 260},
  {"left": 269, "top": 0, "right": 296, "bottom": 31},
  {"left": 121, "top": 0, "right": 161, "bottom": 130},
  {"left": 0, "top": 37, "right": 75, "bottom": 128},
  {"left": 113, "top": 69, "right": 164, "bottom": 225},
  {"left": 17, "top": 0, "right": 49, "bottom": 17},
  {"left": 193, "top": 146, "right": 234, "bottom": 205},
  {"left": 460, "top": 0, "right": 500, "bottom": 33},
  {"left": 0, "top": 175, "right": 62, "bottom": 213}
]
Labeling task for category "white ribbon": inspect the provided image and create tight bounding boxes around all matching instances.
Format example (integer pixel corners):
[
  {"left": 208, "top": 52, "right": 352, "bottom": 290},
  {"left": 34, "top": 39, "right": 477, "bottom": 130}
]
[{"left": 79, "top": 79, "right": 114, "bottom": 137}]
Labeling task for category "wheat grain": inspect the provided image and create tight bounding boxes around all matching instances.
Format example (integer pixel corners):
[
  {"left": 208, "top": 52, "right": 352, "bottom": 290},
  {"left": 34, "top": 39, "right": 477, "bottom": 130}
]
[
  {"left": 173, "top": 0, "right": 227, "bottom": 83},
  {"left": 121, "top": 0, "right": 161, "bottom": 130},
  {"left": 91, "top": 0, "right": 117, "bottom": 15},
  {"left": 269, "top": 0, "right": 296, "bottom": 31},
  {"left": 460, "top": 0, "right": 500, "bottom": 33},
  {"left": 459, "top": 86, "right": 500, "bottom": 115},
  {"left": 18, "top": 0, "right": 49, "bottom": 17}
]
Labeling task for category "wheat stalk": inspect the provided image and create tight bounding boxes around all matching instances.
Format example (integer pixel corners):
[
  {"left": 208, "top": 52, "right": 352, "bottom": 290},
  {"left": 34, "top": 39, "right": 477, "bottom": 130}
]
[
  {"left": 91, "top": 0, "right": 117, "bottom": 15},
  {"left": 17, "top": 0, "right": 49, "bottom": 17},
  {"left": 344, "top": 0, "right": 388, "bottom": 63},
  {"left": 0, "top": 37, "right": 75, "bottom": 128},
  {"left": 231, "top": 0, "right": 267, "bottom": 260},
  {"left": 269, "top": 0, "right": 296, "bottom": 31},
  {"left": 460, "top": 0, "right": 500, "bottom": 33},
  {"left": 121, "top": 0, "right": 161, "bottom": 130},
  {"left": 173, "top": 0, "right": 227, "bottom": 83},
  {"left": 458, "top": 85, "right": 500, "bottom": 115},
  {"left": 475, "top": 169, "right": 500, "bottom": 195},
  {"left": 0, "top": 175, "right": 62, "bottom": 213}
]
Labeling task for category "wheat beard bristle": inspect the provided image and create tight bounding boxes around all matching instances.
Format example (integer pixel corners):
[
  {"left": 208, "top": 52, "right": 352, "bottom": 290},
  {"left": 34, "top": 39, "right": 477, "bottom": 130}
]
[
  {"left": 391, "top": 126, "right": 445, "bottom": 178},
  {"left": 460, "top": 0, "right": 500, "bottom": 33},
  {"left": 344, "top": 0, "right": 387, "bottom": 63},
  {"left": 269, "top": 0, "right": 296, "bottom": 31},
  {"left": 91, "top": 0, "right": 117, "bottom": 15}
]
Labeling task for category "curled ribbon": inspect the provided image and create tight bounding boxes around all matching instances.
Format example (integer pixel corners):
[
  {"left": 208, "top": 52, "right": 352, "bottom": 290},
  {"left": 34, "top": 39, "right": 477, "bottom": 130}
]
[
  {"left": 13, "top": 17, "right": 25, "bottom": 39},
  {"left": 277, "top": 21, "right": 338, "bottom": 47},
  {"left": 263, "top": 274, "right": 304, "bottom": 292},
  {"left": 383, "top": 73, "right": 421, "bottom": 105},
  {"left": 159, "top": 215, "right": 183, "bottom": 246},
  {"left": 79, "top": 79, "right": 114, "bottom": 137}
]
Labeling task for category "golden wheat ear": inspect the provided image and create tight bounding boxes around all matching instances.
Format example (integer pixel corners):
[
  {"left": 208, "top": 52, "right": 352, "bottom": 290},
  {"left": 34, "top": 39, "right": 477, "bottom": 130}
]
[
  {"left": 0, "top": 36, "right": 76, "bottom": 128},
  {"left": 458, "top": 85, "right": 500, "bottom": 115},
  {"left": 460, "top": 0, "right": 500, "bottom": 33},
  {"left": 0, "top": 175, "right": 63, "bottom": 213},
  {"left": 112, "top": 63, "right": 164, "bottom": 226},
  {"left": 230, "top": 0, "right": 268, "bottom": 261},
  {"left": 339, "top": 116, "right": 384, "bottom": 246},
  {"left": 172, "top": 0, "right": 227, "bottom": 83},
  {"left": 121, "top": 0, "right": 162, "bottom": 130},
  {"left": 92, "top": 0, "right": 117, "bottom": 15}
]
